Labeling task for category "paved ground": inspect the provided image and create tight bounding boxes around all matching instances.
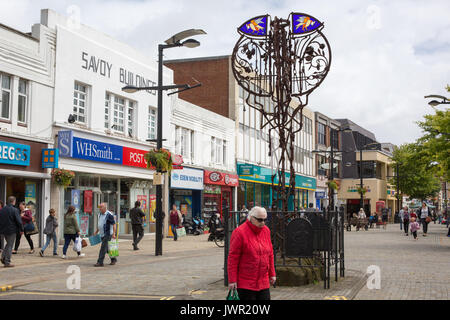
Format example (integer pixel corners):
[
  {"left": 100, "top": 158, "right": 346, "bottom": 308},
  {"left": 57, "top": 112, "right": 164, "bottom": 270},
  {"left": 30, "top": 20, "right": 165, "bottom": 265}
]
[{"left": 0, "top": 222, "right": 448, "bottom": 300}]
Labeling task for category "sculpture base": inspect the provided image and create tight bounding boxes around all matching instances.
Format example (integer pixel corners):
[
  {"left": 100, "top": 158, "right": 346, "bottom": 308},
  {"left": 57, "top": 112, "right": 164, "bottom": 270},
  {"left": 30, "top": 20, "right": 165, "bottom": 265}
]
[{"left": 275, "top": 256, "right": 324, "bottom": 286}]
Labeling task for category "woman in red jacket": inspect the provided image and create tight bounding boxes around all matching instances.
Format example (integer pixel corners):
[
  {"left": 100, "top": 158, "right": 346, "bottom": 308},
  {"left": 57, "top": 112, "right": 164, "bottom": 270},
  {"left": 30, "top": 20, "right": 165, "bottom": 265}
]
[{"left": 227, "top": 206, "right": 276, "bottom": 300}]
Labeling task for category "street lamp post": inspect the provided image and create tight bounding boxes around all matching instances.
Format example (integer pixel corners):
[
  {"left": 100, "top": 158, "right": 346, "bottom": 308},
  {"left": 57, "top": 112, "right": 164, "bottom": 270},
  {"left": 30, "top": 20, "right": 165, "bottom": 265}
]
[{"left": 122, "top": 29, "right": 205, "bottom": 256}]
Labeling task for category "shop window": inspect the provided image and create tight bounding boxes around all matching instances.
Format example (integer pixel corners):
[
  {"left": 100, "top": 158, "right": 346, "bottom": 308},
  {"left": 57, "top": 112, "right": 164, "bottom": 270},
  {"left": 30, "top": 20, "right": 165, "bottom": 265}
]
[
  {"left": 73, "top": 82, "right": 88, "bottom": 124},
  {"left": 1, "top": 73, "right": 11, "bottom": 120},
  {"left": 18, "top": 78, "right": 28, "bottom": 124},
  {"left": 237, "top": 182, "right": 246, "bottom": 210},
  {"left": 246, "top": 182, "right": 254, "bottom": 209}
]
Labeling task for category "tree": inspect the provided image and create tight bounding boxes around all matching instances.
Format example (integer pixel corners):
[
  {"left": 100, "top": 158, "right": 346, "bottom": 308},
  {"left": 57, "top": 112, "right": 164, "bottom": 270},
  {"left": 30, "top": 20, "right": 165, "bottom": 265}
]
[
  {"left": 416, "top": 85, "right": 450, "bottom": 181},
  {"left": 391, "top": 143, "right": 441, "bottom": 201}
]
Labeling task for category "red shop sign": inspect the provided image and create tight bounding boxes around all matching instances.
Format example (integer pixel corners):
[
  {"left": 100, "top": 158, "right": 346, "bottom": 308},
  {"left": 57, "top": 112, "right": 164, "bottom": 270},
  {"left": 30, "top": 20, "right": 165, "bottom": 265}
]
[
  {"left": 84, "top": 190, "right": 93, "bottom": 214},
  {"left": 204, "top": 170, "right": 239, "bottom": 187},
  {"left": 122, "top": 146, "right": 183, "bottom": 170}
]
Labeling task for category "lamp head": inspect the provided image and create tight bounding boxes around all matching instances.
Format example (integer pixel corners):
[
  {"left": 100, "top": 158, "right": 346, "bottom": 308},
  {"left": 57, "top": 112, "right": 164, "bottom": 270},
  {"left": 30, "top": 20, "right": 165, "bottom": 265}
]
[
  {"left": 428, "top": 100, "right": 441, "bottom": 107},
  {"left": 181, "top": 39, "right": 200, "bottom": 48},
  {"left": 165, "top": 29, "right": 206, "bottom": 45},
  {"left": 122, "top": 86, "right": 139, "bottom": 94}
]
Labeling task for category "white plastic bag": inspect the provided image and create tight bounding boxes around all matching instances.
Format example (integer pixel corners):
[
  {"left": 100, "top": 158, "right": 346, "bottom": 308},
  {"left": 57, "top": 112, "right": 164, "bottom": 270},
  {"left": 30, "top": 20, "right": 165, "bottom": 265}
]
[{"left": 73, "top": 237, "right": 82, "bottom": 252}]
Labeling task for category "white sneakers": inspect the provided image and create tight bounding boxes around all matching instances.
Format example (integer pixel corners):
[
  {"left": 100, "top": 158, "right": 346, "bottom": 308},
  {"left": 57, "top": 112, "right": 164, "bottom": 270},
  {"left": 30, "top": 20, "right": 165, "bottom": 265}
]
[
  {"left": 62, "top": 255, "right": 67, "bottom": 259},
  {"left": 62, "top": 253, "right": 85, "bottom": 259},
  {"left": 78, "top": 253, "right": 85, "bottom": 257}
]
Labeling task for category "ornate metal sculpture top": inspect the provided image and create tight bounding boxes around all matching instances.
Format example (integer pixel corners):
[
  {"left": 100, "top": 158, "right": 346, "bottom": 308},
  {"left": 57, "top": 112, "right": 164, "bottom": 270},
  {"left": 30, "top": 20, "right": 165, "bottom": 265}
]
[{"left": 232, "top": 12, "right": 331, "bottom": 211}]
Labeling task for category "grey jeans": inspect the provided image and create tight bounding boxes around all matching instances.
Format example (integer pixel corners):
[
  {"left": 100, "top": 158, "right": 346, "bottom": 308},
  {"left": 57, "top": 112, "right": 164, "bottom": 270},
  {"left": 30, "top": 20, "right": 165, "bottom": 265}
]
[
  {"left": 1, "top": 233, "right": 16, "bottom": 265},
  {"left": 97, "top": 234, "right": 117, "bottom": 265}
]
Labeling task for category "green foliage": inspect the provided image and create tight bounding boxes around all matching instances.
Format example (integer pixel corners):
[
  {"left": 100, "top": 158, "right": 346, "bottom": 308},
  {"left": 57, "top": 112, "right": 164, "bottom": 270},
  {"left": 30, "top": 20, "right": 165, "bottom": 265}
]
[
  {"left": 390, "top": 144, "right": 441, "bottom": 200},
  {"left": 326, "top": 180, "right": 338, "bottom": 190},
  {"left": 144, "top": 148, "right": 173, "bottom": 173}
]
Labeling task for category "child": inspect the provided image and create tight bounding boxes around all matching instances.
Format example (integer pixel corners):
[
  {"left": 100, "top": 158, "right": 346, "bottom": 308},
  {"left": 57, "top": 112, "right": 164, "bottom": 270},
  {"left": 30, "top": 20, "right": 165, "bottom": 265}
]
[
  {"left": 40, "top": 209, "right": 59, "bottom": 256},
  {"left": 409, "top": 217, "right": 420, "bottom": 240}
]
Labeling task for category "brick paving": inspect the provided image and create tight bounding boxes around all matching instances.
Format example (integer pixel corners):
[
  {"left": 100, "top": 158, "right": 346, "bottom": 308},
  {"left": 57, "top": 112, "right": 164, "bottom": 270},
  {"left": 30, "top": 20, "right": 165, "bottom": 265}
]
[{"left": 0, "top": 222, "right": 448, "bottom": 300}]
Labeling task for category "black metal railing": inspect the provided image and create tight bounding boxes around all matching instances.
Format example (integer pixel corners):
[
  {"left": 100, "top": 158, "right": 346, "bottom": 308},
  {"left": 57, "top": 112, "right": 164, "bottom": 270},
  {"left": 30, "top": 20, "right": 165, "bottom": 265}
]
[{"left": 223, "top": 207, "right": 345, "bottom": 289}]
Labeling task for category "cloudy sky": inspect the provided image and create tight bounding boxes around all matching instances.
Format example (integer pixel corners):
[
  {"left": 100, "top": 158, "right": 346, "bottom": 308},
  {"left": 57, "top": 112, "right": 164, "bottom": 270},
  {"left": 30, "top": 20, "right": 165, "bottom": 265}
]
[{"left": 1, "top": 0, "right": 449, "bottom": 145}]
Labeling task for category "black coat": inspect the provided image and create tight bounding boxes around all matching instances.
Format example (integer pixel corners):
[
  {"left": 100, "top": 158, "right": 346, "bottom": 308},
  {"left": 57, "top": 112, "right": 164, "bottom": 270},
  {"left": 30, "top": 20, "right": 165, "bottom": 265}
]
[
  {"left": 416, "top": 207, "right": 431, "bottom": 218},
  {"left": 0, "top": 205, "right": 23, "bottom": 235}
]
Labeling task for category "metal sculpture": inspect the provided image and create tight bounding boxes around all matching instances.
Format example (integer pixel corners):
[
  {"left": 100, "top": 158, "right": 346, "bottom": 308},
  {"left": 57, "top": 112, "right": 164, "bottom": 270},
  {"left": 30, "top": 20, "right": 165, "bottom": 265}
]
[{"left": 232, "top": 12, "right": 332, "bottom": 211}]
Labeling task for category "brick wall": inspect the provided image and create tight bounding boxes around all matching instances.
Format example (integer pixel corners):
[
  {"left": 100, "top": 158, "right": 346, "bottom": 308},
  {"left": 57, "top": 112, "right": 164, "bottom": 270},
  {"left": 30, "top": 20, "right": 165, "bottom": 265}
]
[{"left": 165, "top": 57, "right": 231, "bottom": 119}]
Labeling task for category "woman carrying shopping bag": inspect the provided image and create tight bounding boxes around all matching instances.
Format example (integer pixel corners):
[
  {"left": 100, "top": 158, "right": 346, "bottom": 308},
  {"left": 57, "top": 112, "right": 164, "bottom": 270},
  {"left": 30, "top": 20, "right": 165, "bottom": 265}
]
[
  {"left": 13, "top": 202, "right": 35, "bottom": 254},
  {"left": 62, "top": 206, "right": 85, "bottom": 259}
]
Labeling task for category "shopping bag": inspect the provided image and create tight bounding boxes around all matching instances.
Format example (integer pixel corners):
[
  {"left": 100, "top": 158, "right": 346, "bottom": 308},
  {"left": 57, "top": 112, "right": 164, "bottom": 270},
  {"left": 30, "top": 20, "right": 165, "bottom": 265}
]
[
  {"left": 25, "top": 221, "right": 39, "bottom": 235},
  {"left": 108, "top": 239, "right": 119, "bottom": 257},
  {"left": 176, "top": 227, "right": 186, "bottom": 237},
  {"left": 73, "top": 237, "right": 82, "bottom": 252},
  {"left": 88, "top": 234, "right": 102, "bottom": 246},
  {"left": 226, "top": 288, "right": 240, "bottom": 300}
]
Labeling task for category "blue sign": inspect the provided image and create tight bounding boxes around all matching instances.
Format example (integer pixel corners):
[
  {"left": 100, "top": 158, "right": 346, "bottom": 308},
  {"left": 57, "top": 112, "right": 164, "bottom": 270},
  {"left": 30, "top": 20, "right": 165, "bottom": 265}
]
[
  {"left": 0, "top": 141, "right": 30, "bottom": 166},
  {"left": 58, "top": 131, "right": 73, "bottom": 157},
  {"left": 57, "top": 131, "right": 122, "bottom": 164},
  {"left": 315, "top": 191, "right": 326, "bottom": 199},
  {"left": 238, "top": 15, "right": 268, "bottom": 37},
  {"left": 291, "top": 13, "right": 322, "bottom": 35},
  {"left": 42, "top": 148, "right": 59, "bottom": 168},
  {"left": 72, "top": 137, "right": 122, "bottom": 164}
]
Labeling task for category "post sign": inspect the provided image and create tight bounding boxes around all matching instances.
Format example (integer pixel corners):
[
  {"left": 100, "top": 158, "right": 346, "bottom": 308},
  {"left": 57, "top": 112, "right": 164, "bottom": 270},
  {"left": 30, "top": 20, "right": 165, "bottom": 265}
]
[
  {"left": 0, "top": 141, "right": 30, "bottom": 166},
  {"left": 84, "top": 190, "right": 93, "bottom": 214}
]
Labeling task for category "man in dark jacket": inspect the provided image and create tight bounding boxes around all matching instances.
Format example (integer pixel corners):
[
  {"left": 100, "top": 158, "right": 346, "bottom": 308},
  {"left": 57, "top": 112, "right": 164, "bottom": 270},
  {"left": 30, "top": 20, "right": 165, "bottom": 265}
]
[
  {"left": 130, "top": 201, "right": 146, "bottom": 250},
  {"left": 0, "top": 196, "right": 23, "bottom": 267}
]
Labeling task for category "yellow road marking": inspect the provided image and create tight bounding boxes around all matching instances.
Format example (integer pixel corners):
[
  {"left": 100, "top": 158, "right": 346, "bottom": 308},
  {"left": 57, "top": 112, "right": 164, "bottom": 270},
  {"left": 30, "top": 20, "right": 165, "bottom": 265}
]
[
  {"left": 0, "top": 290, "right": 164, "bottom": 299},
  {"left": 324, "top": 296, "right": 348, "bottom": 300},
  {"left": 1, "top": 285, "right": 13, "bottom": 292}
]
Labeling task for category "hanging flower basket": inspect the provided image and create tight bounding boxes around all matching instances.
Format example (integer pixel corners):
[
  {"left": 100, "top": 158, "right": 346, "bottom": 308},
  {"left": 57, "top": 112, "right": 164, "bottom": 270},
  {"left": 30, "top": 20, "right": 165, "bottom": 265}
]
[
  {"left": 326, "top": 180, "right": 338, "bottom": 190},
  {"left": 51, "top": 168, "right": 75, "bottom": 188},
  {"left": 357, "top": 187, "right": 368, "bottom": 196},
  {"left": 145, "top": 148, "right": 173, "bottom": 173}
]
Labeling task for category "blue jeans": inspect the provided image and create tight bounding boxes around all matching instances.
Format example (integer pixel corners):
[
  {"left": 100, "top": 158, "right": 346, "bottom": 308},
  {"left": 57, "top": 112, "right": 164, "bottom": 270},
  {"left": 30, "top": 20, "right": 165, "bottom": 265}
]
[
  {"left": 171, "top": 224, "right": 178, "bottom": 241},
  {"left": 63, "top": 234, "right": 80, "bottom": 255},
  {"left": 42, "top": 233, "right": 58, "bottom": 254}
]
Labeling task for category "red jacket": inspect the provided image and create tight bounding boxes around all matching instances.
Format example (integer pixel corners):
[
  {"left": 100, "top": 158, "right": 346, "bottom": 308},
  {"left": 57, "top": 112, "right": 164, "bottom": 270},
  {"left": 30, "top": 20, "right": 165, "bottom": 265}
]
[{"left": 227, "top": 220, "right": 276, "bottom": 291}]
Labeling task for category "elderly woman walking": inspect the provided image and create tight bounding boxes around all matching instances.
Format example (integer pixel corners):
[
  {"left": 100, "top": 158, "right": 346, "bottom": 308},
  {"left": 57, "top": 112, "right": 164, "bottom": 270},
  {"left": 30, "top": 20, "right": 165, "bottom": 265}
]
[{"left": 227, "top": 206, "right": 276, "bottom": 300}]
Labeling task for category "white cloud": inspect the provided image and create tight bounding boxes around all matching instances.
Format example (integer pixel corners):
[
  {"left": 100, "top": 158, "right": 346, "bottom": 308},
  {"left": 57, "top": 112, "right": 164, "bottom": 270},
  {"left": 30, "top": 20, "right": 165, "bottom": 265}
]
[{"left": 0, "top": 0, "right": 448, "bottom": 146}]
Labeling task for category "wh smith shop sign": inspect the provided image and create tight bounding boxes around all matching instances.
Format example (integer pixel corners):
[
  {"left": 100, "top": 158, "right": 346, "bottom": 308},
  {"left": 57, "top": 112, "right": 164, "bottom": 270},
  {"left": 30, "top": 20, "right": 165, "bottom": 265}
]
[{"left": 57, "top": 131, "right": 149, "bottom": 168}]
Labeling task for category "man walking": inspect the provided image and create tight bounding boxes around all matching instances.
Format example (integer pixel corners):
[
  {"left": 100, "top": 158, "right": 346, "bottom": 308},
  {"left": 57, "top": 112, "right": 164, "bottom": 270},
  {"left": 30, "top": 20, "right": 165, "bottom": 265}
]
[
  {"left": 0, "top": 196, "right": 23, "bottom": 267},
  {"left": 94, "top": 203, "right": 117, "bottom": 267},
  {"left": 130, "top": 201, "right": 145, "bottom": 250}
]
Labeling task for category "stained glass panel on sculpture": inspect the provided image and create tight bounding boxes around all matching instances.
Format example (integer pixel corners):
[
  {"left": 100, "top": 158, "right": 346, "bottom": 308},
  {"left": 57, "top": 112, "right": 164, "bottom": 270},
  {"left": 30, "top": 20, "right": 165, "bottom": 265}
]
[
  {"left": 291, "top": 13, "right": 322, "bottom": 35},
  {"left": 238, "top": 15, "right": 268, "bottom": 37}
]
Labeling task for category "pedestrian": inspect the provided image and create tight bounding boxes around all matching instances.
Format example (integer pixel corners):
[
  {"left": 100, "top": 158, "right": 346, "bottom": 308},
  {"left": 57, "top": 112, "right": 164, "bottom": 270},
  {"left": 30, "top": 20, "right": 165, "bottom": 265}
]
[
  {"left": 432, "top": 209, "right": 437, "bottom": 224},
  {"left": 227, "top": 206, "right": 276, "bottom": 300},
  {"left": 409, "top": 217, "right": 420, "bottom": 240},
  {"left": 437, "top": 209, "right": 443, "bottom": 224},
  {"left": 13, "top": 201, "right": 34, "bottom": 254},
  {"left": 62, "top": 205, "right": 84, "bottom": 259},
  {"left": 93, "top": 203, "right": 117, "bottom": 267},
  {"left": 130, "top": 201, "right": 146, "bottom": 250},
  {"left": 240, "top": 205, "right": 249, "bottom": 225},
  {"left": 40, "top": 208, "right": 59, "bottom": 256},
  {"left": 399, "top": 207, "right": 404, "bottom": 231},
  {"left": 0, "top": 196, "right": 23, "bottom": 267},
  {"left": 402, "top": 206, "right": 410, "bottom": 236},
  {"left": 417, "top": 202, "right": 432, "bottom": 237},
  {"left": 381, "top": 207, "right": 388, "bottom": 229},
  {"left": 169, "top": 204, "right": 182, "bottom": 241},
  {"left": 0, "top": 200, "right": 4, "bottom": 252}
]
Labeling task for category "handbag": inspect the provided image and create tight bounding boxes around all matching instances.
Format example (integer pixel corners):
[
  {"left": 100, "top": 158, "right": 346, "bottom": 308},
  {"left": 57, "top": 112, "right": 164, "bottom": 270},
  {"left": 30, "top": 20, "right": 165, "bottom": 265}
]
[
  {"left": 25, "top": 221, "right": 39, "bottom": 235},
  {"left": 226, "top": 288, "right": 240, "bottom": 300},
  {"left": 425, "top": 216, "right": 432, "bottom": 223},
  {"left": 81, "top": 238, "right": 88, "bottom": 248}
]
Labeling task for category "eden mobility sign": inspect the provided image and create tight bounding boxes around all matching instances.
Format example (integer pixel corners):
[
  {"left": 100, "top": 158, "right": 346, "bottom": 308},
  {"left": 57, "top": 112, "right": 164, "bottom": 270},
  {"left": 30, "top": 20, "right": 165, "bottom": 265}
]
[
  {"left": 171, "top": 167, "right": 204, "bottom": 190},
  {"left": 57, "top": 131, "right": 149, "bottom": 168}
]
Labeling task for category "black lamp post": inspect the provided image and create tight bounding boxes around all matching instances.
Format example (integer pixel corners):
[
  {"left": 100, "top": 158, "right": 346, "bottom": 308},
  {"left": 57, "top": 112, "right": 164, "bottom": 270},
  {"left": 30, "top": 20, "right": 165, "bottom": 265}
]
[{"left": 122, "top": 29, "right": 205, "bottom": 256}]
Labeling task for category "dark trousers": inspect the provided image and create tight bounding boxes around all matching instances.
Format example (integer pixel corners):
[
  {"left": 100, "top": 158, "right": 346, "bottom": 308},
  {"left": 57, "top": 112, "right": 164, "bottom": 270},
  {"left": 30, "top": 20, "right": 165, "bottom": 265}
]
[
  {"left": 63, "top": 234, "right": 80, "bottom": 255},
  {"left": 0, "top": 234, "right": 4, "bottom": 250},
  {"left": 421, "top": 219, "right": 429, "bottom": 233},
  {"left": 14, "top": 231, "right": 34, "bottom": 251},
  {"left": 171, "top": 224, "right": 178, "bottom": 241},
  {"left": 237, "top": 288, "right": 271, "bottom": 300},
  {"left": 412, "top": 231, "right": 417, "bottom": 239},
  {"left": 1, "top": 233, "right": 16, "bottom": 265},
  {"left": 403, "top": 220, "right": 409, "bottom": 234},
  {"left": 132, "top": 224, "right": 144, "bottom": 247},
  {"left": 97, "top": 234, "right": 117, "bottom": 265}
]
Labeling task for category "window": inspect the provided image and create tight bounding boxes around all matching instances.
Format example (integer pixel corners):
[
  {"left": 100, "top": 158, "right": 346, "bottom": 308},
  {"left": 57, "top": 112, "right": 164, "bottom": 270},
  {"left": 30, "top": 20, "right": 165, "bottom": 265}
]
[
  {"left": 175, "top": 126, "right": 194, "bottom": 162},
  {"left": 211, "top": 137, "right": 228, "bottom": 165},
  {"left": 318, "top": 122, "right": 326, "bottom": 145},
  {"left": 73, "top": 82, "right": 88, "bottom": 123},
  {"left": 17, "top": 79, "right": 28, "bottom": 124},
  {"left": 1, "top": 74, "right": 11, "bottom": 120},
  {"left": 104, "top": 92, "right": 136, "bottom": 136},
  {"left": 148, "top": 107, "right": 157, "bottom": 140},
  {"left": 331, "top": 129, "right": 339, "bottom": 150}
]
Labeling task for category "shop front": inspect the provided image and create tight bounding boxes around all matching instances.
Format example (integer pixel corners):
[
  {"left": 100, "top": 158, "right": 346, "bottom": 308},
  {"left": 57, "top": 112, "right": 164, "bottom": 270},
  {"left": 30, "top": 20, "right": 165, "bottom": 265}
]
[
  {"left": 0, "top": 136, "right": 51, "bottom": 246},
  {"left": 170, "top": 167, "right": 203, "bottom": 219},
  {"left": 55, "top": 130, "right": 160, "bottom": 238},
  {"left": 237, "top": 162, "right": 316, "bottom": 211},
  {"left": 203, "top": 170, "right": 239, "bottom": 219}
]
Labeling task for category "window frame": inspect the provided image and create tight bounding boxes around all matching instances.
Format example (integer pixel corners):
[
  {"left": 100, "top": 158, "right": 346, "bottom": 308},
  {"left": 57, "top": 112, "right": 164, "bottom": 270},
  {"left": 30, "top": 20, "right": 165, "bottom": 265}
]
[
  {"left": 0, "top": 73, "right": 12, "bottom": 121},
  {"left": 73, "top": 82, "right": 88, "bottom": 124}
]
